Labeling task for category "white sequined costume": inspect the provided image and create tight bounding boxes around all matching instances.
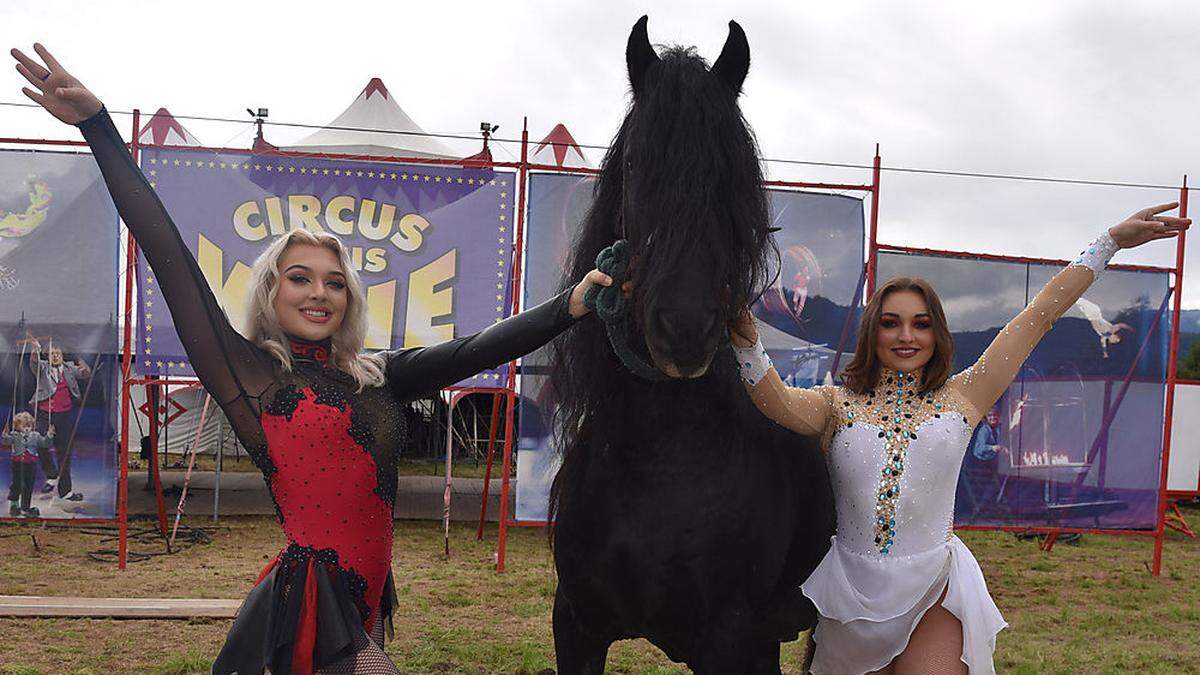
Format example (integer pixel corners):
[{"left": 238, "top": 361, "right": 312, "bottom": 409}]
[{"left": 734, "top": 232, "right": 1119, "bottom": 673}]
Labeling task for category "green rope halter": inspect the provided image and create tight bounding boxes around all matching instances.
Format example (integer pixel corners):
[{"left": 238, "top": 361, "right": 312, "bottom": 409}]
[{"left": 582, "top": 240, "right": 668, "bottom": 382}]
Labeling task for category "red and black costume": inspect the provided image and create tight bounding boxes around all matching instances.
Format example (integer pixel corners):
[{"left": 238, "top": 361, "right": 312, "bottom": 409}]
[{"left": 78, "top": 109, "right": 576, "bottom": 673}]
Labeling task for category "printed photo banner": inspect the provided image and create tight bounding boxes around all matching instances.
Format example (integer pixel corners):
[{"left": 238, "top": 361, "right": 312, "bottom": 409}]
[
  {"left": 0, "top": 149, "right": 120, "bottom": 520},
  {"left": 137, "top": 147, "right": 516, "bottom": 387}
]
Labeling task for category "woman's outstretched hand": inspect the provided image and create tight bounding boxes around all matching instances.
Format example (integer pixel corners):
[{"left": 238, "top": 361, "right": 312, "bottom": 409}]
[
  {"left": 568, "top": 269, "right": 614, "bottom": 319},
  {"left": 1109, "top": 202, "right": 1191, "bottom": 249},
  {"left": 11, "top": 44, "right": 101, "bottom": 125}
]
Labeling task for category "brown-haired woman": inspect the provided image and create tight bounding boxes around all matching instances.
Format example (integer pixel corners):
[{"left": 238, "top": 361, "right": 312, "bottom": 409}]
[{"left": 732, "top": 205, "right": 1188, "bottom": 674}]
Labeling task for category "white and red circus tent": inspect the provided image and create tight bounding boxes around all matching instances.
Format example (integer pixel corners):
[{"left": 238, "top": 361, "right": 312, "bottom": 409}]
[
  {"left": 531, "top": 123, "right": 591, "bottom": 169},
  {"left": 286, "top": 77, "right": 456, "bottom": 159},
  {"left": 138, "top": 108, "right": 202, "bottom": 146}
]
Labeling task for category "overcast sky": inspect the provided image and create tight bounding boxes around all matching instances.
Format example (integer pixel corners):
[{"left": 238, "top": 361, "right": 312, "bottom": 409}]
[{"left": 3, "top": 1, "right": 1200, "bottom": 303}]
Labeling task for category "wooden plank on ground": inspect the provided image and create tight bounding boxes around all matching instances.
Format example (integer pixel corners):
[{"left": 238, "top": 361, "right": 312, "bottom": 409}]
[{"left": 0, "top": 595, "right": 240, "bottom": 618}]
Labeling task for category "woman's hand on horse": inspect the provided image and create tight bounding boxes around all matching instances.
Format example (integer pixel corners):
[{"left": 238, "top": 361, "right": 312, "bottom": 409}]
[
  {"left": 568, "top": 269, "right": 614, "bottom": 319},
  {"left": 11, "top": 44, "right": 102, "bottom": 125},
  {"left": 1109, "top": 202, "right": 1190, "bottom": 249},
  {"left": 731, "top": 308, "right": 758, "bottom": 348}
]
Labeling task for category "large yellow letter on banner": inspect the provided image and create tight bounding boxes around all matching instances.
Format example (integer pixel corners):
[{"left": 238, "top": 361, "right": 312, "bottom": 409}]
[
  {"left": 364, "top": 280, "right": 396, "bottom": 350},
  {"left": 197, "top": 233, "right": 252, "bottom": 329},
  {"left": 404, "top": 249, "right": 457, "bottom": 348}
]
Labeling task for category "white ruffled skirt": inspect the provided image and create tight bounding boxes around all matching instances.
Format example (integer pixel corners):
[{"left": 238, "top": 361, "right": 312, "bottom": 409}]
[{"left": 801, "top": 535, "right": 1006, "bottom": 674}]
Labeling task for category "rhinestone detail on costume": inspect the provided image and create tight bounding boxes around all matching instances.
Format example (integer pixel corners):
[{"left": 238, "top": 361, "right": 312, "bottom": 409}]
[{"left": 829, "top": 368, "right": 966, "bottom": 555}]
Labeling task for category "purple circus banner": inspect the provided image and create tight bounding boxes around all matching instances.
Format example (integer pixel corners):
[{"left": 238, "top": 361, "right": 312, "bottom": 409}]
[{"left": 137, "top": 147, "right": 516, "bottom": 387}]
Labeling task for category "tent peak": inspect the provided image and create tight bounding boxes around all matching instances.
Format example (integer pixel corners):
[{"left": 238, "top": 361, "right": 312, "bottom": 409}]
[{"left": 362, "top": 77, "right": 390, "bottom": 100}]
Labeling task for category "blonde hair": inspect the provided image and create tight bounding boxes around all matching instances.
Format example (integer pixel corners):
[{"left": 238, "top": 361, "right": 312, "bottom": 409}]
[
  {"left": 244, "top": 229, "right": 385, "bottom": 391},
  {"left": 13, "top": 411, "right": 33, "bottom": 428}
]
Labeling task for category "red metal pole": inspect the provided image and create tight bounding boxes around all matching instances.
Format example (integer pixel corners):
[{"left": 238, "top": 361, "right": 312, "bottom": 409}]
[
  {"left": 496, "top": 118, "right": 531, "bottom": 572},
  {"left": 117, "top": 109, "right": 141, "bottom": 570},
  {"left": 1153, "top": 177, "right": 1188, "bottom": 576},
  {"left": 476, "top": 392, "right": 503, "bottom": 540},
  {"left": 865, "top": 144, "right": 882, "bottom": 299}
]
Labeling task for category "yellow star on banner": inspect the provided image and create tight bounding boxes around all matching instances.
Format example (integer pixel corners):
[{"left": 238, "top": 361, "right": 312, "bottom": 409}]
[
  {"left": 467, "top": 178, "right": 475, "bottom": 185},
  {"left": 496, "top": 294, "right": 503, "bottom": 301},
  {"left": 499, "top": 214, "right": 506, "bottom": 221},
  {"left": 254, "top": 164, "right": 262, "bottom": 170},
  {"left": 489, "top": 179, "right": 497, "bottom": 186},
  {"left": 456, "top": 177, "right": 464, "bottom": 184},
  {"left": 288, "top": 167, "right": 296, "bottom": 173},
  {"left": 145, "top": 348, "right": 152, "bottom": 355},
  {"left": 500, "top": 192, "right": 507, "bottom": 198},
  {"left": 156, "top": 360, "right": 164, "bottom": 368},
  {"left": 401, "top": 173, "right": 408, "bottom": 180},
  {"left": 219, "top": 163, "right": 227, "bottom": 169},
  {"left": 356, "top": 171, "right": 364, "bottom": 177},
  {"left": 208, "top": 161, "right": 215, "bottom": 168},
  {"left": 173, "top": 159, "right": 180, "bottom": 166},
  {"left": 300, "top": 167, "right": 308, "bottom": 174},
  {"left": 501, "top": 180, "right": 508, "bottom": 186},
  {"left": 499, "top": 203, "right": 507, "bottom": 209},
  {"left": 390, "top": 173, "right": 397, "bottom": 179},
  {"left": 423, "top": 175, "right": 430, "bottom": 182},
  {"left": 495, "top": 306, "right": 502, "bottom": 312},
  {"left": 498, "top": 249, "right": 505, "bottom": 255},
  {"left": 149, "top": 158, "right": 157, "bottom": 164},
  {"left": 497, "top": 261, "right": 504, "bottom": 267},
  {"left": 242, "top": 163, "right": 250, "bottom": 169},
  {"left": 496, "top": 283, "right": 504, "bottom": 290},
  {"left": 184, "top": 160, "right": 192, "bottom": 166},
  {"left": 149, "top": 182, "right": 156, "bottom": 188},
  {"left": 146, "top": 325, "right": 153, "bottom": 332},
  {"left": 265, "top": 165, "right": 273, "bottom": 171},
  {"left": 146, "top": 288, "right": 155, "bottom": 296},
  {"left": 168, "top": 361, "right": 176, "bottom": 368},
  {"left": 323, "top": 169, "right": 330, "bottom": 175},
  {"left": 144, "top": 360, "right": 151, "bottom": 367},
  {"left": 145, "top": 313, "right": 153, "bottom": 321},
  {"left": 334, "top": 170, "right": 341, "bottom": 176},
  {"left": 499, "top": 226, "right": 507, "bottom": 233},
  {"left": 149, "top": 169, "right": 157, "bottom": 176},
  {"left": 497, "top": 271, "right": 504, "bottom": 278},
  {"left": 367, "top": 171, "right": 375, "bottom": 178},
  {"left": 145, "top": 301, "right": 152, "bottom": 308},
  {"left": 434, "top": 176, "right": 442, "bottom": 182},
  {"left": 144, "top": 336, "right": 151, "bottom": 343}
]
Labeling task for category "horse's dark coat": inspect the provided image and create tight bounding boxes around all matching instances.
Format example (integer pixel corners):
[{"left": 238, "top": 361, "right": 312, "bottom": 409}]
[{"left": 548, "top": 16, "right": 836, "bottom": 674}]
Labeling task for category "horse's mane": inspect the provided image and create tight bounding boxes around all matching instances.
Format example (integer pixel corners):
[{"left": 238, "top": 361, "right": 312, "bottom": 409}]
[{"left": 547, "top": 37, "right": 776, "bottom": 534}]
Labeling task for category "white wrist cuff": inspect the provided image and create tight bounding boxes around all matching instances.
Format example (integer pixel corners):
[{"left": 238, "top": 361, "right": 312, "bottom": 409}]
[
  {"left": 1069, "top": 231, "right": 1119, "bottom": 279},
  {"left": 733, "top": 338, "right": 772, "bottom": 387}
]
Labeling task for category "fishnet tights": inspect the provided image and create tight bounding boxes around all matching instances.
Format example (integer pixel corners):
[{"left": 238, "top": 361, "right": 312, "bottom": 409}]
[
  {"left": 314, "top": 617, "right": 398, "bottom": 675},
  {"left": 868, "top": 587, "right": 968, "bottom": 675}
]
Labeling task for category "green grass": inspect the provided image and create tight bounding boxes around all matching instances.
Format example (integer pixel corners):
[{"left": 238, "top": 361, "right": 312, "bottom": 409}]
[{"left": 0, "top": 504, "right": 1197, "bottom": 672}]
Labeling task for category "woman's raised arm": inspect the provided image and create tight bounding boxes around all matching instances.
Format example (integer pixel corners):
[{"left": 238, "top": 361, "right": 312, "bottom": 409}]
[
  {"left": 952, "top": 203, "right": 1189, "bottom": 420},
  {"left": 11, "top": 45, "right": 274, "bottom": 421}
]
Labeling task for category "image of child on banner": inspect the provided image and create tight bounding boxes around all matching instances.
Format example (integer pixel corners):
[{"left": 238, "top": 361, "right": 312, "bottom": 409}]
[
  {"left": 4, "top": 411, "right": 53, "bottom": 517},
  {"left": 28, "top": 339, "right": 90, "bottom": 501}
]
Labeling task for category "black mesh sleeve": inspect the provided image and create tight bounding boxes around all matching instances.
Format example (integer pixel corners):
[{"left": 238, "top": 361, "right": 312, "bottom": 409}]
[
  {"left": 385, "top": 289, "right": 577, "bottom": 401},
  {"left": 77, "top": 108, "right": 273, "bottom": 447}
]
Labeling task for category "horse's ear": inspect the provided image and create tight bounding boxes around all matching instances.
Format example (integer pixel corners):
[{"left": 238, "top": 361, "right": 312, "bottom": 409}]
[
  {"left": 711, "top": 20, "right": 750, "bottom": 94},
  {"left": 626, "top": 15, "right": 659, "bottom": 96}
]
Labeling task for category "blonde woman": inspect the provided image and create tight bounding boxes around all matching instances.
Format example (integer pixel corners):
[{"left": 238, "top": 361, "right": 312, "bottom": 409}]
[
  {"left": 733, "top": 206, "right": 1187, "bottom": 673},
  {"left": 12, "top": 44, "right": 610, "bottom": 674}
]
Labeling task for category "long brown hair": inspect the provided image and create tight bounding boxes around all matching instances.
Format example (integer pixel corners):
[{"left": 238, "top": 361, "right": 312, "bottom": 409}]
[{"left": 841, "top": 277, "right": 954, "bottom": 395}]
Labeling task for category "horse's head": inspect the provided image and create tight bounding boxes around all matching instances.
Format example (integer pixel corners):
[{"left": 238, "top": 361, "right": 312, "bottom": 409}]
[{"left": 592, "top": 16, "right": 772, "bottom": 379}]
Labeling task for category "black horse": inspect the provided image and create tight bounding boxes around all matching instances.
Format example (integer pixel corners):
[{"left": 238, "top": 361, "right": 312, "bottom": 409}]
[{"left": 548, "top": 17, "right": 836, "bottom": 674}]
